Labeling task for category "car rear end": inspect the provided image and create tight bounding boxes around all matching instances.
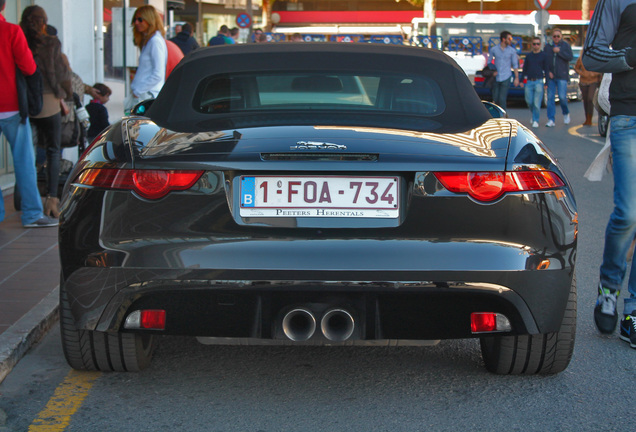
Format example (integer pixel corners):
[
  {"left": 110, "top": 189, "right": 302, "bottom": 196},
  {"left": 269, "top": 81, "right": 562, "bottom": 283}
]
[{"left": 58, "top": 44, "right": 577, "bottom": 374}]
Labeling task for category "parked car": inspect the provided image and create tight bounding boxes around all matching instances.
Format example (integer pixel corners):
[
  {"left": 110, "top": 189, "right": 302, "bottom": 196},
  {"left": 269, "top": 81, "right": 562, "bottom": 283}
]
[{"left": 59, "top": 43, "right": 577, "bottom": 375}]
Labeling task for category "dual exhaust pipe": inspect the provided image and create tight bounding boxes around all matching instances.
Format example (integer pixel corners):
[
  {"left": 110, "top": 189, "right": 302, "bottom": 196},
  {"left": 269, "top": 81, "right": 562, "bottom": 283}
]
[{"left": 282, "top": 308, "right": 355, "bottom": 342}]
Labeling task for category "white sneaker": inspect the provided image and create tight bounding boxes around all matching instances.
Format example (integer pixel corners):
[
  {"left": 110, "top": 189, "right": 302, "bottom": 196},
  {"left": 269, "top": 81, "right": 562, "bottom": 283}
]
[
  {"left": 532, "top": 121, "right": 539, "bottom": 128},
  {"left": 546, "top": 120, "right": 555, "bottom": 127},
  {"left": 564, "top": 114, "right": 571, "bottom": 124}
]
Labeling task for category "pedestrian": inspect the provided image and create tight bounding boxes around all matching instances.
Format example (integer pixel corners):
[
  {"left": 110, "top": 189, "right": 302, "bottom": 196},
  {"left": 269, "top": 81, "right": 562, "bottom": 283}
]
[
  {"left": 487, "top": 30, "right": 520, "bottom": 109},
  {"left": 21, "top": 5, "right": 72, "bottom": 219},
  {"left": 544, "top": 28, "right": 573, "bottom": 127},
  {"left": 86, "top": 83, "right": 111, "bottom": 143},
  {"left": 125, "top": 5, "right": 167, "bottom": 114},
  {"left": 574, "top": 49, "right": 602, "bottom": 126},
  {"left": 0, "top": 0, "right": 57, "bottom": 228},
  {"left": 169, "top": 22, "right": 199, "bottom": 55},
  {"left": 252, "top": 28, "right": 264, "bottom": 43},
  {"left": 582, "top": 0, "right": 636, "bottom": 349},
  {"left": 255, "top": 32, "right": 268, "bottom": 43},
  {"left": 208, "top": 25, "right": 230, "bottom": 46},
  {"left": 522, "top": 36, "right": 549, "bottom": 128},
  {"left": 229, "top": 27, "right": 239, "bottom": 44}
]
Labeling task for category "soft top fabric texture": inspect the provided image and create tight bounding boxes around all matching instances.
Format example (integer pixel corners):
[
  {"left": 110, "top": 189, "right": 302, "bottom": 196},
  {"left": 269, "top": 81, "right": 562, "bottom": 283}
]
[{"left": 148, "top": 43, "right": 491, "bottom": 134}]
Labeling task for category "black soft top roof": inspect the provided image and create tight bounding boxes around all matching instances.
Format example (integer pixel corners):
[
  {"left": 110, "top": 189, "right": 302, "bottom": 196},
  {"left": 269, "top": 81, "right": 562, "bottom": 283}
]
[{"left": 147, "top": 42, "right": 491, "bottom": 133}]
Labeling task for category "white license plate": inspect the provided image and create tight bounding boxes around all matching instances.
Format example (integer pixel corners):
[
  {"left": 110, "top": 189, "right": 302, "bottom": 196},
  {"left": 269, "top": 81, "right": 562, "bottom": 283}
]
[{"left": 240, "top": 176, "right": 399, "bottom": 218}]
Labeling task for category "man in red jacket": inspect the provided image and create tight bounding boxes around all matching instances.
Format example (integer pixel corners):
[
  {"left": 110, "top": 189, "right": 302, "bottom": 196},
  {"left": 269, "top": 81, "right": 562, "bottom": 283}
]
[{"left": 0, "top": 0, "right": 57, "bottom": 227}]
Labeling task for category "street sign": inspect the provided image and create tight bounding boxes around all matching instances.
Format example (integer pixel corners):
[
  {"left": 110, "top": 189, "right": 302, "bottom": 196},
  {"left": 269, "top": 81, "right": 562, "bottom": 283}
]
[
  {"left": 236, "top": 13, "right": 252, "bottom": 29},
  {"left": 534, "top": 0, "right": 551, "bottom": 9}
]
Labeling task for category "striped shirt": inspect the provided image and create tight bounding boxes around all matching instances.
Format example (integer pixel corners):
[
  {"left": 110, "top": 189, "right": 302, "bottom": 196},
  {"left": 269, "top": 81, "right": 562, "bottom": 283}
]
[{"left": 582, "top": 0, "right": 636, "bottom": 116}]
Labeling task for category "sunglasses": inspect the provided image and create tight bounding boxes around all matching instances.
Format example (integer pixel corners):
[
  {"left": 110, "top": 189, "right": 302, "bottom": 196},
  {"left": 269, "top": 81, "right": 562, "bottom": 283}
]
[
  {"left": 552, "top": 35, "right": 561, "bottom": 38},
  {"left": 134, "top": 17, "right": 144, "bottom": 23},
  {"left": 532, "top": 42, "right": 541, "bottom": 45}
]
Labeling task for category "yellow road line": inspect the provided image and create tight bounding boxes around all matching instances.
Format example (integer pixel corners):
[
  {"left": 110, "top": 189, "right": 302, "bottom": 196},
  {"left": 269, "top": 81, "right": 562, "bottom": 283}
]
[
  {"left": 568, "top": 124, "right": 605, "bottom": 146},
  {"left": 29, "top": 370, "right": 101, "bottom": 431}
]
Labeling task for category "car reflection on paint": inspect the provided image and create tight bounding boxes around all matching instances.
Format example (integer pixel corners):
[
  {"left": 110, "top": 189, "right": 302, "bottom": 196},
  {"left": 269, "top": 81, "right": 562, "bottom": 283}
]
[{"left": 59, "top": 43, "right": 577, "bottom": 375}]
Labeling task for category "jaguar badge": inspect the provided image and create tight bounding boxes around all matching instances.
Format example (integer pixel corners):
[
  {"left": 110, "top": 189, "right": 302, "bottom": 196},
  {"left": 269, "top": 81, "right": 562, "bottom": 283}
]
[{"left": 290, "top": 141, "right": 347, "bottom": 150}]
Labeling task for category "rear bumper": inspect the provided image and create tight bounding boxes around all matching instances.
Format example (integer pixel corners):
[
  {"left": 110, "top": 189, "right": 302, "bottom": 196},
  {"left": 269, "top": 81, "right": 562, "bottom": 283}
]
[{"left": 64, "top": 263, "right": 573, "bottom": 340}]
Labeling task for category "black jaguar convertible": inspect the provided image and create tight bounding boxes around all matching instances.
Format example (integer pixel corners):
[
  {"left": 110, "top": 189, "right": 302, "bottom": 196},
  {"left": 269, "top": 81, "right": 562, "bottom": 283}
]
[{"left": 59, "top": 43, "right": 577, "bottom": 375}]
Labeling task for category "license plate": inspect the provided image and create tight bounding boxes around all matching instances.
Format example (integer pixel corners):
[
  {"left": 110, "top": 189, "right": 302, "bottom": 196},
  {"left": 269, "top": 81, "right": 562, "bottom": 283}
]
[{"left": 240, "top": 176, "right": 399, "bottom": 218}]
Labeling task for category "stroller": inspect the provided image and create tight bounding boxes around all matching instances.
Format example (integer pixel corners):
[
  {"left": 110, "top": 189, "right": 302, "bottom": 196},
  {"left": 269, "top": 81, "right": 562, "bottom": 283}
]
[{"left": 13, "top": 92, "right": 89, "bottom": 211}]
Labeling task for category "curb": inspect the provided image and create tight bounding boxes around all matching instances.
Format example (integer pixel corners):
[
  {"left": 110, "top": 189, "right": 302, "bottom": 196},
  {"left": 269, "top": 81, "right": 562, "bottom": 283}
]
[{"left": 0, "top": 287, "right": 60, "bottom": 384}]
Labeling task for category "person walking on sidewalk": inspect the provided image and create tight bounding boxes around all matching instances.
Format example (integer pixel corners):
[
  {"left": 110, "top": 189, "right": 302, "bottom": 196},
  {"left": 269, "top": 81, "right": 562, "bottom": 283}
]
[
  {"left": 583, "top": 0, "right": 636, "bottom": 349},
  {"left": 545, "top": 28, "right": 574, "bottom": 127},
  {"left": 522, "top": 36, "right": 549, "bottom": 128},
  {"left": 575, "top": 49, "right": 602, "bottom": 126},
  {"left": 0, "top": 0, "right": 57, "bottom": 228},
  {"left": 21, "top": 5, "right": 72, "bottom": 218},
  {"left": 487, "top": 30, "right": 520, "bottom": 109}
]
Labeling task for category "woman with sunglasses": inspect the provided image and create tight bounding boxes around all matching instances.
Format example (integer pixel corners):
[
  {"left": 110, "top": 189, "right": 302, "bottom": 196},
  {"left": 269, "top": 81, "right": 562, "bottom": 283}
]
[{"left": 125, "top": 5, "right": 167, "bottom": 113}]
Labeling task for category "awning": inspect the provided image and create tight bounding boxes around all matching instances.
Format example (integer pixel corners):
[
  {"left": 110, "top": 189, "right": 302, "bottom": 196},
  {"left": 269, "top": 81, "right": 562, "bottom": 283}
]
[{"left": 168, "top": 0, "right": 186, "bottom": 10}]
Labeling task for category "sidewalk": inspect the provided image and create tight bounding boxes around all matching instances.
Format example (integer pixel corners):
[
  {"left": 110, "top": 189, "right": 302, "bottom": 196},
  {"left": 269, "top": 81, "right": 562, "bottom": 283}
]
[
  {"left": 0, "top": 79, "right": 125, "bottom": 384},
  {"left": 0, "top": 192, "right": 60, "bottom": 383}
]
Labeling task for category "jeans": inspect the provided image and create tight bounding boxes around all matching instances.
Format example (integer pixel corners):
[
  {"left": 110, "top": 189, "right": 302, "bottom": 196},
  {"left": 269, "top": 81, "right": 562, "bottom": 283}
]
[
  {"left": 524, "top": 80, "right": 543, "bottom": 124},
  {"left": 600, "top": 115, "right": 636, "bottom": 315},
  {"left": 491, "top": 79, "right": 511, "bottom": 109},
  {"left": 546, "top": 79, "right": 569, "bottom": 121},
  {"left": 0, "top": 114, "right": 44, "bottom": 225}
]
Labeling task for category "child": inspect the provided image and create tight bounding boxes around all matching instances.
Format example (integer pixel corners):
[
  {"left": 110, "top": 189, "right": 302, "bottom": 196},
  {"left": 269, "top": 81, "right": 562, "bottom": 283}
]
[{"left": 86, "top": 83, "right": 112, "bottom": 142}]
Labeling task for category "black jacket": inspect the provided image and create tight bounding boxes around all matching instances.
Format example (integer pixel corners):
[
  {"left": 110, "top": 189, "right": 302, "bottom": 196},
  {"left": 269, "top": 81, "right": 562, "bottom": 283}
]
[
  {"left": 545, "top": 41, "right": 573, "bottom": 81},
  {"left": 169, "top": 32, "right": 199, "bottom": 56},
  {"left": 16, "top": 66, "right": 43, "bottom": 123}
]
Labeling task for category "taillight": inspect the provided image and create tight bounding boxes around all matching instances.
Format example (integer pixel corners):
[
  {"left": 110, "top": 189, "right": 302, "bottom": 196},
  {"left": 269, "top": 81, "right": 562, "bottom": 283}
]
[
  {"left": 124, "top": 309, "right": 166, "bottom": 330},
  {"left": 470, "top": 312, "right": 512, "bottom": 333},
  {"left": 75, "top": 168, "right": 204, "bottom": 199},
  {"left": 434, "top": 171, "right": 564, "bottom": 202}
]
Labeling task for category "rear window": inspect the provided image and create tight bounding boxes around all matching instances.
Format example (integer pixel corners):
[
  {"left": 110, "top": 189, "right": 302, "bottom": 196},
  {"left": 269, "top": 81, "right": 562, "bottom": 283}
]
[{"left": 193, "top": 72, "right": 445, "bottom": 116}]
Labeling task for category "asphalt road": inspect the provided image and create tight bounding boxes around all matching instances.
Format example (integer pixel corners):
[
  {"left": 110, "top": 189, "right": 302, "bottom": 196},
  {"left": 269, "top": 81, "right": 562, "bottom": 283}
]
[{"left": 1, "top": 100, "right": 634, "bottom": 432}]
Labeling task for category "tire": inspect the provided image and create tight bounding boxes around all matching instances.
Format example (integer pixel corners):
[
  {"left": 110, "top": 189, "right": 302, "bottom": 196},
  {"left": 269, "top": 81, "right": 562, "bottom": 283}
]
[
  {"left": 60, "top": 281, "right": 156, "bottom": 372},
  {"left": 598, "top": 113, "right": 609, "bottom": 138},
  {"left": 479, "top": 275, "right": 576, "bottom": 375}
]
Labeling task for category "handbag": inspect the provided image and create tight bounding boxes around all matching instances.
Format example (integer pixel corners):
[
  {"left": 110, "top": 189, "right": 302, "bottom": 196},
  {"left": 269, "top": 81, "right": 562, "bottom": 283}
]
[{"left": 15, "top": 66, "right": 43, "bottom": 122}]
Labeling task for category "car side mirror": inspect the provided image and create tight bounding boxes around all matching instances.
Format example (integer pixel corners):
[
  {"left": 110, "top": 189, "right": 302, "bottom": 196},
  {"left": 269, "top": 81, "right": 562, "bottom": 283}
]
[
  {"left": 482, "top": 101, "right": 508, "bottom": 119},
  {"left": 131, "top": 99, "right": 155, "bottom": 116}
]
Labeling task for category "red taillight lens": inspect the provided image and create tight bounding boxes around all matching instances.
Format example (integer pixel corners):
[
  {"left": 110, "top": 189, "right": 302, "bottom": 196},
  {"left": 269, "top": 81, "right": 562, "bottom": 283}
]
[
  {"left": 75, "top": 169, "right": 204, "bottom": 199},
  {"left": 434, "top": 171, "right": 564, "bottom": 202},
  {"left": 140, "top": 310, "right": 166, "bottom": 330},
  {"left": 471, "top": 312, "right": 512, "bottom": 333},
  {"left": 471, "top": 312, "right": 496, "bottom": 333}
]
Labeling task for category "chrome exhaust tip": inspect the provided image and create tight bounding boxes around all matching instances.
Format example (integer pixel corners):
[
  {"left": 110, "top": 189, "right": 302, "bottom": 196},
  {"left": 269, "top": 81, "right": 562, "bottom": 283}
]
[
  {"left": 282, "top": 308, "right": 317, "bottom": 341},
  {"left": 321, "top": 309, "right": 355, "bottom": 342}
]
